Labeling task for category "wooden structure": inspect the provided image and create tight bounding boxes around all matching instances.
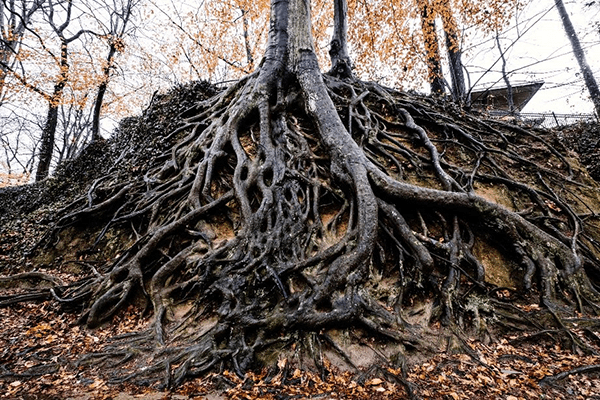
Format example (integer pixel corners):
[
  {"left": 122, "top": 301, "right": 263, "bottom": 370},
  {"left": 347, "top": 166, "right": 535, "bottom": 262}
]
[{"left": 470, "top": 82, "right": 544, "bottom": 112}]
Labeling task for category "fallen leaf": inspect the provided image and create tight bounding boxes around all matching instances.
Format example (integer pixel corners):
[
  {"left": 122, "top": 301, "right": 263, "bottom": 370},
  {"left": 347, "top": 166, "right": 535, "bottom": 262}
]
[{"left": 277, "top": 357, "right": 287, "bottom": 370}]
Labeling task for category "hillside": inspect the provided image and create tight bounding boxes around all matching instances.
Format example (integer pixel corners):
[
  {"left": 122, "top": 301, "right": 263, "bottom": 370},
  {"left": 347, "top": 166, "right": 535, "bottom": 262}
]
[{"left": 1, "top": 80, "right": 600, "bottom": 399}]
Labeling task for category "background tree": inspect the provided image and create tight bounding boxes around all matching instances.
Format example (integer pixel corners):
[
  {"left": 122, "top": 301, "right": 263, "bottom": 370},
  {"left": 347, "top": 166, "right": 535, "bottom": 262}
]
[
  {"left": 346, "top": 0, "right": 523, "bottom": 94},
  {"left": 438, "top": 0, "right": 468, "bottom": 103},
  {"left": 90, "top": 0, "right": 139, "bottom": 142},
  {"left": 554, "top": 0, "right": 600, "bottom": 117},
  {"left": 0, "top": 0, "right": 45, "bottom": 106},
  {"left": 35, "top": 0, "right": 87, "bottom": 181},
  {"left": 0, "top": 0, "right": 45, "bottom": 181},
  {"left": 0, "top": 0, "right": 147, "bottom": 182},
  {"left": 496, "top": 31, "right": 515, "bottom": 112},
  {"left": 418, "top": 0, "right": 445, "bottom": 94}
]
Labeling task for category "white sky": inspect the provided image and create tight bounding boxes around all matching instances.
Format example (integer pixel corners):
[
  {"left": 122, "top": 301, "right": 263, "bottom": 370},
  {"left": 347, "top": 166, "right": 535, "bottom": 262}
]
[{"left": 464, "top": 0, "right": 600, "bottom": 115}]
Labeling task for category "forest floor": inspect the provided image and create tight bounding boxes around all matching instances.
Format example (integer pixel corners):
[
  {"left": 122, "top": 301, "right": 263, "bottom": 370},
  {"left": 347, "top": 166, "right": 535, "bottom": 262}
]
[{"left": 0, "top": 296, "right": 599, "bottom": 399}]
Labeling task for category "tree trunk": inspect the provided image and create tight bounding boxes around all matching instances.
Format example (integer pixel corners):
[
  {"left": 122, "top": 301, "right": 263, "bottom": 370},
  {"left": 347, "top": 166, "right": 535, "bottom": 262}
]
[
  {"left": 329, "top": 0, "right": 352, "bottom": 79},
  {"left": 439, "top": 3, "right": 467, "bottom": 103},
  {"left": 35, "top": 42, "right": 68, "bottom": 181},
  {"left": 241, "top": 9, "right": 254, "bottom": 67},
  {"left": 91, "top": 43, "right": 117, "bottom": 142},
  {"left": 554, "top": 0, "right": 600, "bottom": 117},
  {"left": 418, "top": 0, "right": 445, "bottom": 95},
  {"left": 35, "top": 104, "right": 59, "bottom": 181},
  {"left": 496, "top": 33, "right": 514, "bottom": 113}
]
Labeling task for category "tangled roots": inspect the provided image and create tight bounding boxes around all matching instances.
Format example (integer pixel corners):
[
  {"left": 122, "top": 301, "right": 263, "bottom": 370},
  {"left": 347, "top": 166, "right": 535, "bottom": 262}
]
[{"left": 31, "top": 70, "right": 600, "bottom": 385}]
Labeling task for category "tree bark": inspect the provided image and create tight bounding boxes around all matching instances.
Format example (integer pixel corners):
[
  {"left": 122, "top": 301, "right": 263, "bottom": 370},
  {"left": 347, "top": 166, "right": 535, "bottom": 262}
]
[
  {"left": 554, "top": 0, "right": 600, "bottom": 117},
  {"left": 36, "top": 42, "right": 68, "bottom": 181},
  {"left": 241, "top": 9, "right": 254, "bottom": 67},
  {"left": 418, "top": 0, "right": 445, "bottom": 95},
  {"left": 329, "top": 0, "right": 352, "bottom": 79},
  {"left": 439, "top": 3, "right": 467, "bottom": 103},
  {"left": 91, "top": 43, "right": 117, "bottom": 142}
]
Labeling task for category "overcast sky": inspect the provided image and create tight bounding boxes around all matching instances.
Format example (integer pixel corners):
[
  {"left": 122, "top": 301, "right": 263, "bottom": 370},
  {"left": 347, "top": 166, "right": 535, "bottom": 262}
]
[{"left": 464, "top": 0, "right": 600, "bottom": 115}]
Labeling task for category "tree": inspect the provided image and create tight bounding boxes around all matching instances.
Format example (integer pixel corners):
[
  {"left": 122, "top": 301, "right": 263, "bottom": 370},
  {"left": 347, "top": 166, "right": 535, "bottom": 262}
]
[
  {"left": 554, "top": 0, "right": 600, "bottom": 117},
  {"left": 3, "top": 0, "right": 600, "bottom": 392},
  {"left": 495, "top": 30, "right": 515, "bottom": 112},
  {"left": 0, "top": 0, "right": 45, "bottom": 106},
  {"left": 438, "top": 1, "right": 467, "bottom": 103},
  {"left": 0, "top": 0, "right": 149, "bottom": 182},
  {"left": 35, "top": 0, "right": 100, "bottom": 181},
  {"left": 0, "top": 0, "right": 45, "bottom": 179},
  {"left": 145, "top": 0, "right": 270, "bottom": 82},
  {"left": 344, "top": 0, "right": 523, "bottom": 95},
  {"left": 90, "top": 0, "right": 138, "bottom": 142},
  {"left": 329, "top": 0, "right": 352, "bottom": 79},
  {"left": 418, "top": 0, "right": 445, "bottom": 95}
]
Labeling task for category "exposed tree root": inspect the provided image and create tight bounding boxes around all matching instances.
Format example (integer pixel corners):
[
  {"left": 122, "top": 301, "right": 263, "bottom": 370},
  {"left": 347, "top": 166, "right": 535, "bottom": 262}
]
[{"left": 540, "top": 364, "right": 600, "bottom": 385}]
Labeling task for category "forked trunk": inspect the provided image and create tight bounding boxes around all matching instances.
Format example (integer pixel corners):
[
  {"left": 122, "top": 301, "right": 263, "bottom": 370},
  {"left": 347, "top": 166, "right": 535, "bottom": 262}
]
[{"left": 329, "top": 0, "right": 352, "bottom": 79}]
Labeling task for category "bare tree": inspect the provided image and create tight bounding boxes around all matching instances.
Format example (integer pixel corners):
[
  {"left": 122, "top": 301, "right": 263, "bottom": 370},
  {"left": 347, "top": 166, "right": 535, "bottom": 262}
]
[
  {"left": 0, "top": 0, "right": 45, "bottom": 179},
  {"left": 496, "top": 32, "right": 514, "bottom": 113},
  {"left": 555, "top": 0, "right": 600, "bottom": 117},
  {"left": 90, "top": 0, "right": 139, "bottom": 142},
  {"left": 439, "top": 2, "right": 467, "bottom": 103},
  {"left": 0, "top": 0, "right": 45, "bottom": 105},
  {"left": 35, "top": 0, "right": 97, "bottom": 181}
]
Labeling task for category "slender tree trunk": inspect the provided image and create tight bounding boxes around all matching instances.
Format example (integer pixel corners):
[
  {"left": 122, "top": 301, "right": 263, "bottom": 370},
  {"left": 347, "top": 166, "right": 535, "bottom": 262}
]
[
  {"left": 496, "top": 33, "right": 514, "bottom": 113},
  {"left": 36, "top": 98, "right": 60, "bottom": 181},
  {"left": 91, "top": 44, "right": 117, "bottom": 142},
  {"left": 91, "top": 1, "right": 135, "bottom": 141},
  {"left": 36, "top": 42, "right": 68, "bottom": 181},
  {"left": 439, "top": 3, "right": 467, "bottom": 104},
  {"left": 418, "top": 0, "right": 445, "bottom": 95},
  {"left": 328, "top": 0, "right": 352, "bottom": 79},
  {"left": 241, "top": 9, "right": 254, "bottom": 67},
  {"left": 554, "top": 0, "right": 600, "bottom": 117}
]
